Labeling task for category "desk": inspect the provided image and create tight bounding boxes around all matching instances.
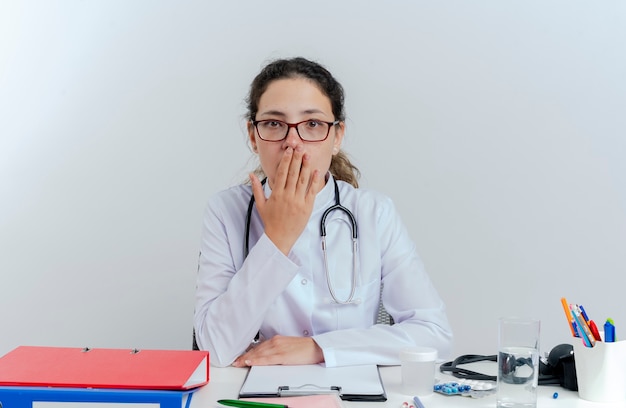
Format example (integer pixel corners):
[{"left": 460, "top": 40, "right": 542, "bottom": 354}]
[{"left": 190, "top": 364, "right": 626, "bottom": 408}]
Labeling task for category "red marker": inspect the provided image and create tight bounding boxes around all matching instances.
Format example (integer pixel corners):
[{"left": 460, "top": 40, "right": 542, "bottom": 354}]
[{"left": 589, "top": 320, "right": 602, "bottom": 342}]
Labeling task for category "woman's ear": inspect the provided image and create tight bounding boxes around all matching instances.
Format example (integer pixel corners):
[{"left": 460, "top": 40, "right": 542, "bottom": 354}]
[
  {"left": 247, "top": 121, "right": 258, "bottom": 153},
  {"left": 332, "top": 121, "right": 345, "bottom": 155}
]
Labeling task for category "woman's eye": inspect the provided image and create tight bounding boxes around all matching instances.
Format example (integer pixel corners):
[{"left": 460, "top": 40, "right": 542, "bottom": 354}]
[
  {"left": 261, "top": 121, "right": 282, "bottom": 129},
  {"left": 305, "top": 120, "right": 321, "bottom": 128}
]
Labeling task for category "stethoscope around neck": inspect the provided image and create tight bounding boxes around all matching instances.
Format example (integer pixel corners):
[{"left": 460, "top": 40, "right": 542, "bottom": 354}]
[{"left": 244, "top": 177, "right": 359, "bottom": 305}]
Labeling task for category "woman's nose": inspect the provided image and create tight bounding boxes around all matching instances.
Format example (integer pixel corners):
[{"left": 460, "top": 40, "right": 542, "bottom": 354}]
[{"left": 283, "top": 126, "right": 302, "bottom": 149}]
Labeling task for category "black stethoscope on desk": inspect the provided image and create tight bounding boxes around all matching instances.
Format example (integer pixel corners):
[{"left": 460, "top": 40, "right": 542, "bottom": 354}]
[{"left": 244, "top": 177, "right": 359, "bottom": 304}]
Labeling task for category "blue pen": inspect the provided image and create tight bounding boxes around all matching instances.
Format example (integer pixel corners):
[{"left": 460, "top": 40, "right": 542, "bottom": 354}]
[
  {"left": 579, "top": 305, "right": 590, "bottom": 322},
  {"left": 604, "top": 319, "right": 615, "bottom": 342},
  {"left": 570, "top": 305, "right": 593, "bottom": 347},
  {"left": 413, "top": 396, "right": 426, "bottom": 408},
  {"left": 572, "top": 321, "right": 580, "bottom": 338}
]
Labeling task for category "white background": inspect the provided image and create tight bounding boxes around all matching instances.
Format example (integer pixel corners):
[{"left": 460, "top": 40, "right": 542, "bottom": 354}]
[{"left": 1, "top": 1, "right": 625, "bottom": 360}]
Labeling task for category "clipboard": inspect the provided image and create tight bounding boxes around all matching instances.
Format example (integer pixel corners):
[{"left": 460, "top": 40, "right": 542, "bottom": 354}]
[{"left": 238, "top": 364, "right": 387, "bottom": 402}]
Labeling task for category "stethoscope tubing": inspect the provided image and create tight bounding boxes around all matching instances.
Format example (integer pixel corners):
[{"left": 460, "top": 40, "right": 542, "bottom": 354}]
[
  {"left": 320, "top": 178, "right": 357, "bottom": 239},
  {"left": 244, "top": 177, "right": 359, "bottom": 304}
]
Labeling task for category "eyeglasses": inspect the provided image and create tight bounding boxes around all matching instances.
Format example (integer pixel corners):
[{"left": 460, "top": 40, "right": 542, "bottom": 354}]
[{"left": 252, "top": 119, "right": 340, "bottom": 142}]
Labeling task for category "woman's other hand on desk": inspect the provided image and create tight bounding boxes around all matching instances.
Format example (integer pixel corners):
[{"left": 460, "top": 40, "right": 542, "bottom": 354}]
[{"left": 232, "top": 335, "right": 324, "bottom": 367}]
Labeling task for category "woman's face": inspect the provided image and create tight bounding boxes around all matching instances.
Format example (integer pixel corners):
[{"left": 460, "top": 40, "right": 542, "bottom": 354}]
[{"left": 248, "top": 77, "right": 344, "bottom": 189}]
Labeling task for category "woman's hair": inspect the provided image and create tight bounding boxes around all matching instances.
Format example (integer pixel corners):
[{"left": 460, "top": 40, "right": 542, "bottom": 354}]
[{"left": 246, "top": 57, "right": 360, "bottom": 188}]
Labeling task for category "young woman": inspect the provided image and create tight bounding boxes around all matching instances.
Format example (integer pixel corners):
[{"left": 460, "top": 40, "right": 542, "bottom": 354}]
[{"left": 194, "top": 57, "right": 453, "bottom": 368}]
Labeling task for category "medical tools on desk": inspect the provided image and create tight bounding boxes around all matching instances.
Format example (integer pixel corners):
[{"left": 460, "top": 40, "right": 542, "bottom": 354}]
[
  {"left": 433, "top": 380, "right": 495, "bottom": 398},
  {"left": 400, "top": 396, "right": 426, "bottom": 408}
]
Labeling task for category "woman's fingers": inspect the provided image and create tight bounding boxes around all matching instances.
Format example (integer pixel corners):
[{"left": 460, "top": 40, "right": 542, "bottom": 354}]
[
  {"left": 273, "top": 146, "right": 311, "bottom": 195},
  {"left": 249, "top": 173, "right": 266, "bottom": 212},
  {"left": 273, "top": 147, "right": 294, "bottom": 191},
  {"left": 255, "top": 146, "right": 324, "bottom": 255},
  {"left": 306, "top": 169, "right": 324, "bottom": 201},
  {"left": 284, "top": 145, "right": 305, "bottom": 192}
]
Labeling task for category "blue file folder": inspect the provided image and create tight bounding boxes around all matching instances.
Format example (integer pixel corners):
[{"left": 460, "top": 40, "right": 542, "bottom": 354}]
[{"left": 0, "top": 385, "right": 195, "bottom": 408}]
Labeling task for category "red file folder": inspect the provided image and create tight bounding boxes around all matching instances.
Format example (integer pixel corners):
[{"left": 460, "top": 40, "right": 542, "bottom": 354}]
[{"left": 0, "top": 346, "right": 209, "bottom": 390}]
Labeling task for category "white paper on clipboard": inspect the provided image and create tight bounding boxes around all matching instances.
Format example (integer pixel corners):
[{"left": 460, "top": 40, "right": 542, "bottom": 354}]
[{"left": 238, "top": 364, "right": 386, "bottom": 401}]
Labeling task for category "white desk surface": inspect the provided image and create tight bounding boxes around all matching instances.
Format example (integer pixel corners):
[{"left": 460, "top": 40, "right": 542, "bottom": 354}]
[{"left": 191, "top": 363, "right": 626, "bottom": 408}]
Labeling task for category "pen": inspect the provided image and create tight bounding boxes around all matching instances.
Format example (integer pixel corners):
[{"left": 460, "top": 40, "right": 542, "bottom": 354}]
[
  {"left": 604, "top": 319, "right": 616, "bottom": 342},
  {"left": 579, "top": 305, "right": 590, "bottom": 322},
  {"left": 217, "top": 399, "right": 288, "bottom": 408},
  {"left": 560, "top": 297, "right": 577, "bottom": 337},
  {"left": 570, "top": 304, "right": 595, "bottom": 347},
  {"left": 413, "top": 395, "right": 426, "bottom": 408}
]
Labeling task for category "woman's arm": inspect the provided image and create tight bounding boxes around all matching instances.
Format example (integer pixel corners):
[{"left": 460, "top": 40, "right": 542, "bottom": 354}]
[{"left": 194, "top": 196, "right": 300, "bottom": 367}]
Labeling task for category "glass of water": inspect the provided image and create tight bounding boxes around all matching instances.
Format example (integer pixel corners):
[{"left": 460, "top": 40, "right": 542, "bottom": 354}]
[{"left": 497, "top": 317, "right": 540, "bottom": 408}]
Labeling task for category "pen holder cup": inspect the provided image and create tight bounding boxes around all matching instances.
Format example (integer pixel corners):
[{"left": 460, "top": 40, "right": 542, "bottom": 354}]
[{"left": 573, "top": 340, "right": 626, "bottom": 403}]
